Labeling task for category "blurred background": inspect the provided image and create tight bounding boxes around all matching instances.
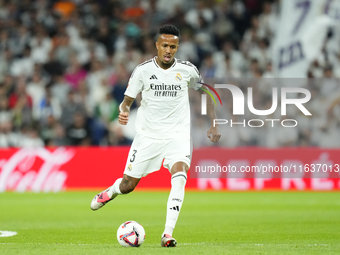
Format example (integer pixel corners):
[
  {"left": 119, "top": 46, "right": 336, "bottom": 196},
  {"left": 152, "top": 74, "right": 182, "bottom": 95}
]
[
  {"left": 0, "top": 4, "right": 339, "bottom": 253},
  {"left": 0, "top": 0, "right": 339, "bottom": 149},
  {"left": 0, "top": 3, "right": 339, "bottom": 251}
]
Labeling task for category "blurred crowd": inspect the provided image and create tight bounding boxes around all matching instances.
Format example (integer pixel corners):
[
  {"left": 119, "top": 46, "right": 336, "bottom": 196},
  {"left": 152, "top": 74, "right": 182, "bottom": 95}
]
[{"left": 0, "top": 0, "right": 339, "bottom": 148}]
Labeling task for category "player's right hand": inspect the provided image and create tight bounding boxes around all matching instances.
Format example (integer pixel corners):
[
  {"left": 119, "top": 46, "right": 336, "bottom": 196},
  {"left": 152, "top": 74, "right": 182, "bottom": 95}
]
[{"left": 118, "top": 112, "right": 129, "bottom": 125}]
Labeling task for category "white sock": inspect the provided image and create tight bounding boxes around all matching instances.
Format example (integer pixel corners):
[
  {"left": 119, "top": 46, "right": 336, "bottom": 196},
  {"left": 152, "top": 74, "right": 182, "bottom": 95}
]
[
  {"left": 163, "top": 172, "right": 187, "bottom": 237},
  {"left": 107, "top": 178, "right": 123, "bottom": 198}
]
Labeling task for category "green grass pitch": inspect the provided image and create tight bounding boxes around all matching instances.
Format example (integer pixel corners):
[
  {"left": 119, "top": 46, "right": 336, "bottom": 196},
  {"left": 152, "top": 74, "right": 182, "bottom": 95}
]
[{"left": 1, "top": 191, "right": 339, "bottom": 255}]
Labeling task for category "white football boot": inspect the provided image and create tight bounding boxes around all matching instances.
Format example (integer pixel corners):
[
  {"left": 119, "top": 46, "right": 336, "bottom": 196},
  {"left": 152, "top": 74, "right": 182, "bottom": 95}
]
[{"left": 90, "top": 188, "right": 117, "bottom": 211}]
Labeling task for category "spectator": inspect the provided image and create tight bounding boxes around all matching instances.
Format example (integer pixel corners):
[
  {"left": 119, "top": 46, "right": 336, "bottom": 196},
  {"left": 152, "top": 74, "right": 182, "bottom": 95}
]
[
  {"left": 53, "top": 0, "right": 76, "bottom": 17},
  {"left": 48, "top": 123, "right": 70, "bottom": 146},
  {"left": 200, "top": 53, "right": 217, "bottom": 79},
  {"left": 40, "top": 114, "right": 57, "bottom": 145},
  {"left": 26, "top": 72, "right": 47, "bottom": 119},
  {"left": 215, "top": 54, "right": 241, "bottom": 80},
  {"left": 30, "top": 27, "right": 52, "bottom": 64},
  {"left": 0, "top": 115, "right": 20, "bottom": 147},
  {"left": 8, "top": 77, "right": 32, "bottom": 109},
  {"left": 53, "top": 32, "right": 72, "bottom": 67},
  {"left": 95, "top": 92, "right": 119, "bottom": 126},
  {"left": 10, "top": 46, "right": 34, "bottom": 77},
  {"left": 66, "top": 112, "right": 91, "bottom": 146},
  {"left": 86, "top": 59, "right": 111, "bottom": 112},
  {"left": 37, "top": 87, "right": 62, "bottom": 125},
  {"left": 50, "top": 75, "right": 71, "bottom": 107},
  {"left": 64, "top": 55, "right": 87, "bottom": 90},
  {"left": 19, "top": 125, "right": 45, "bottom": 147},
  {"left": 9, "top": 24, "right": 31, "bottom": 57},
  {"left": 60, "top": 90, "right": 87, "bottom": 129}
]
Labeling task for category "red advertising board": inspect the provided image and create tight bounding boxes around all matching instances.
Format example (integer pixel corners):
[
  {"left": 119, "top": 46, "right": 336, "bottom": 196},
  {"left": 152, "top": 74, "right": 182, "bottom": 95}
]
[
  {"left": 191, "top": 148, "right": 340, "bottom": 190},
  {"left": 0, "top": 147, "right": 339, "bottom": 192}
]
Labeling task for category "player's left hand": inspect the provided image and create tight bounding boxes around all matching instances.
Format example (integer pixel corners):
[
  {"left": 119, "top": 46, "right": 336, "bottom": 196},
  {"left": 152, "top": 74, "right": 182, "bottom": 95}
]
[{"left": 207, "top": 126, "right": 221, "bottom": 143}]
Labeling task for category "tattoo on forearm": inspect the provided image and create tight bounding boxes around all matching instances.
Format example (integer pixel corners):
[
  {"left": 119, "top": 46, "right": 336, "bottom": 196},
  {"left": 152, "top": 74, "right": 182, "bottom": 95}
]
[
  {"left": 206, "top": 91, "right": 217, "bottom": 124},
  {"left": 121, "top": 96, "right": 135, "bottom": 112}
]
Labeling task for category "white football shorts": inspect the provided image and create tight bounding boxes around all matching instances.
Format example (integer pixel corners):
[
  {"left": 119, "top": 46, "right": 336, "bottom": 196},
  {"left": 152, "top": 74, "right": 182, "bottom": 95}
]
[{"left": 123, "top": 133, "right": 192, "bottom": 178}]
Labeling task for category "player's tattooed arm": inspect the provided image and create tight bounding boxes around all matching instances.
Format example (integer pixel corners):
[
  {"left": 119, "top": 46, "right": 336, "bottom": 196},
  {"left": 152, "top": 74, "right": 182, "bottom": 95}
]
[
  {"left": 199, "top": 86, "right": 221, "bottom": 143},
  {"left": 118, "top": 95, "right": 135, "bottom": 125}
]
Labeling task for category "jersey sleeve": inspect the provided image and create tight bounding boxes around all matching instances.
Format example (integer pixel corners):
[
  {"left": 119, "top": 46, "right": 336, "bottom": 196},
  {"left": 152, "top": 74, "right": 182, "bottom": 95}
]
[
  {"left": 124, "top": 66, "right": 143, "bottom": 98},
  {"left": 188, "top": 64, "right": 204, "bottom": 90}
]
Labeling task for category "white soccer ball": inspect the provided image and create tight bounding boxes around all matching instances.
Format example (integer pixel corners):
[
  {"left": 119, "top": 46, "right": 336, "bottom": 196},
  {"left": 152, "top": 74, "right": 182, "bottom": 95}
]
[{"left": 117, "top": 221, "right": 145, "bottom": 247}]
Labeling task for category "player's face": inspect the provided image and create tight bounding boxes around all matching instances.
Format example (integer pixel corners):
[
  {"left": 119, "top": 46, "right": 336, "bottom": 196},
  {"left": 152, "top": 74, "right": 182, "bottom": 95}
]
[{"left": 156, "top": 34, "right": 179, "bottom": 67}]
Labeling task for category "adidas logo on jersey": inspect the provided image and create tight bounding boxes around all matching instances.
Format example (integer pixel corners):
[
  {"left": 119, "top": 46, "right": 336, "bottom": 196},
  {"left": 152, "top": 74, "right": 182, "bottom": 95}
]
[
  {"left": 150, "top": 75, "right": 158, "bottom": 79},
  {"left": 170, "top": 206, "right": 180, "bottom": 211}
]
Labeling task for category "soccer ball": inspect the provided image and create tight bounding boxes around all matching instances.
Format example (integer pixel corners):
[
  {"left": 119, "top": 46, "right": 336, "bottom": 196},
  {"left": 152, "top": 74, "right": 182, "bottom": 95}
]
[{"left": 117, "top": 221, "right": 145, "bottom": 247}]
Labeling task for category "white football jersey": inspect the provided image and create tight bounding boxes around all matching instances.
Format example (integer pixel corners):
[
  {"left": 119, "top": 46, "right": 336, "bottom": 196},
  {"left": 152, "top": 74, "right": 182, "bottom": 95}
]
[{"left": 125, "top": 57, "right": 202, "bottom": 139}]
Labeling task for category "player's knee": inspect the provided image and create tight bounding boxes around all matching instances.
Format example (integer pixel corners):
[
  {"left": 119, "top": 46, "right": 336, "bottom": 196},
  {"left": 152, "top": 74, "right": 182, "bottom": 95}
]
[{"left": 170, "top": 162, "right": 189, "bottom": 175}]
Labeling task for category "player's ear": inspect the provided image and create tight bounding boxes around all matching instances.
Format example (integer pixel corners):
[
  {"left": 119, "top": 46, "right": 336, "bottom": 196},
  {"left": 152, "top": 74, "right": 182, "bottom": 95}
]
[{"left": 155, "top": 41, "right": 159, "bottom": 51}]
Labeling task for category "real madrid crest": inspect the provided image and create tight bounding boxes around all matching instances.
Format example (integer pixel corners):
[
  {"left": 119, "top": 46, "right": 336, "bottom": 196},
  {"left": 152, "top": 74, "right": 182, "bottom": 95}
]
[
  {"left": 127, "top": 164, "right": 132, "bottom": 171},
  {"left": 175, "top": 73, "right": 182, "bottom": 81}
]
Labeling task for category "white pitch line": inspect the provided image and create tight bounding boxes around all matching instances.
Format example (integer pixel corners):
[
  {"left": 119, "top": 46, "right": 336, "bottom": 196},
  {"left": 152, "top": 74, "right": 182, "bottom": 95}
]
[
  {"left": 0, "top": 243, "right": 95, "bottom": 245},
  {"left": 0, "top": 242, "right": 337, "bottom": 247},
  {"left": 0, "top": 231, "right": 17, "bottom": 237},
  {"left": 181, "top": 243, "right": 333, "bottom": 247}
]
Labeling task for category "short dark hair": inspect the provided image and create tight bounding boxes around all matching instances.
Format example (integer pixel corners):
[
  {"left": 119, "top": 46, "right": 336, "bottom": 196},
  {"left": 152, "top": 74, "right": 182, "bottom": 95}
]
[{"left": 158, "top": 24, "right": 180, "bottom": 38}]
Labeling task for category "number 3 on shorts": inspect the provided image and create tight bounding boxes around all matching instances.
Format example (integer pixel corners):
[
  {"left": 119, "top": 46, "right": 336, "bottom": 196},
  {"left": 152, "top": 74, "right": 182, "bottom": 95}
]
[{"left": 130, "top": 150, "right": 137, "bottom": 162}]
